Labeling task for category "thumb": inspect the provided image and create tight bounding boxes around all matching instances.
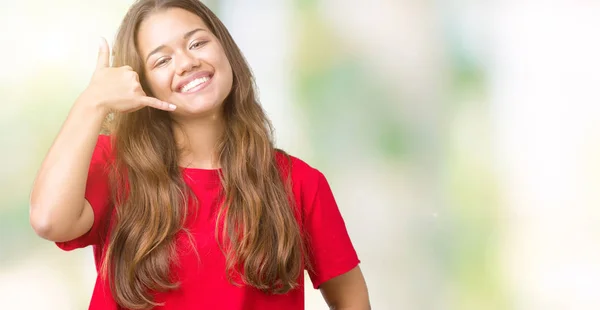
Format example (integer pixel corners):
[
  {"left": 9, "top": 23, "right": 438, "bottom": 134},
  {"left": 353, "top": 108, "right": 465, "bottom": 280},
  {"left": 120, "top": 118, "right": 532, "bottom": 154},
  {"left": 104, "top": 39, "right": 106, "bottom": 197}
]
[{"left": 96, "top": 37, "right": 110, "bottom": 69}]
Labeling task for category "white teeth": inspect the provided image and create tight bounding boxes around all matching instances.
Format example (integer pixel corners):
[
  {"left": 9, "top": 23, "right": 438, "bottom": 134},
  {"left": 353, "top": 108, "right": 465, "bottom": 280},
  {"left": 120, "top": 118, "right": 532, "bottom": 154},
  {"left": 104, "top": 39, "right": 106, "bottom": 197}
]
[{"left": 181, "top": 76, "right": 210, "bottom": 92}]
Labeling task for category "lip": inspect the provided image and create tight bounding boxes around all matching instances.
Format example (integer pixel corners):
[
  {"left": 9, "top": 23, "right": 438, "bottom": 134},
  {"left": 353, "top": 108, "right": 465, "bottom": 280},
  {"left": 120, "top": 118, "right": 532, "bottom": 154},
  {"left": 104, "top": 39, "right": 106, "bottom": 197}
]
[{"left": 175, "top": 71, "right": 214, "bottom": 93}]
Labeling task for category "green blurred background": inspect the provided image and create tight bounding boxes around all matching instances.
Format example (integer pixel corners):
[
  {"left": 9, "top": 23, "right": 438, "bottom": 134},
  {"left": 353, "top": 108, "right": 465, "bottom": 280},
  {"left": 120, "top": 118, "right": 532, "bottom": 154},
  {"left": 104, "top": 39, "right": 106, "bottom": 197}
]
[{"left": 2, "top": 1, "right": 600, "bottom": 309}]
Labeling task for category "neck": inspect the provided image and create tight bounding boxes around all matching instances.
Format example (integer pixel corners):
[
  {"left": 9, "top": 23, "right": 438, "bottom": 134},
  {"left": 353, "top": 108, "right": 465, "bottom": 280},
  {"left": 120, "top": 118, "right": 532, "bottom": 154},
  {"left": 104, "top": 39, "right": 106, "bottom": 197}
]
[{"left": 172, "top": 113, "right": 225, "bottom": 170}]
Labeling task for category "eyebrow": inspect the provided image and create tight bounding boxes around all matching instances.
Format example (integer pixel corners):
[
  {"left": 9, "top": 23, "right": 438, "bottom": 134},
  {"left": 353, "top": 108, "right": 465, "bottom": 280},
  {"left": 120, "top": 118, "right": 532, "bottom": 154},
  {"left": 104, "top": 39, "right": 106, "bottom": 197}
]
[{"left": 145, "top": 28, "right": 207, "bottom": 63}]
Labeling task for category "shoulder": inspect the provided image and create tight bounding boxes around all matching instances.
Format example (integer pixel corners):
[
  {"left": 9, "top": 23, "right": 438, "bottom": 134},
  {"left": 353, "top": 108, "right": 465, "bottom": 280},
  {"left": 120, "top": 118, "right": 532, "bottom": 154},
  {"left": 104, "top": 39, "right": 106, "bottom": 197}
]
[
  {"left": 275, "top": 150, "right": 324, "bottom": 185},
  {"left": 96, "top": 134, "right": 113, "bottom": 153},
  {"left": 274, "top": 150, "right": 330, "bottom": 206},
  {"left": 90, "top": 134, "right": 114, "bottom": 166},
  {"left": 97, "top": 134, "right": 111, "bottom": 143}
]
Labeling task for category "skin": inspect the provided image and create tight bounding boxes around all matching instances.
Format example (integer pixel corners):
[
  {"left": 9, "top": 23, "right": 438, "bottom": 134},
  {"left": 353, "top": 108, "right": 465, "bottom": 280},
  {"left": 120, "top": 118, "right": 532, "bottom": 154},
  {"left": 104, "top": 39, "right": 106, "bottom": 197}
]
[
  {"left": 137, "top": 8, "right": 232, "bottom": 169},
  {"left": 29, "top": 37, "right": 174, "bottom": 244},
  {"left": 320, "top": 266, "right": 371, "bottom": 310}
]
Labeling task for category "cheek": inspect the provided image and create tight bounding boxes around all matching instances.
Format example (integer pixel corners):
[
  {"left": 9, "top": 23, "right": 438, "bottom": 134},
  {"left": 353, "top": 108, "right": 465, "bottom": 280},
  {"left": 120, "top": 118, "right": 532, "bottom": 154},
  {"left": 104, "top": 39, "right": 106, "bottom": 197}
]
[
  {"left": 223, "top": 64, "right": 233, "bottom": 90},
  {"left": 211, "top": 46, "right": 231, "bottom": 73},
  {"left": 216, "top": 53, "right": 233, "bottom": 87},
  {"left": 147, "top": 72, "right": 172, "bottom": 96}
]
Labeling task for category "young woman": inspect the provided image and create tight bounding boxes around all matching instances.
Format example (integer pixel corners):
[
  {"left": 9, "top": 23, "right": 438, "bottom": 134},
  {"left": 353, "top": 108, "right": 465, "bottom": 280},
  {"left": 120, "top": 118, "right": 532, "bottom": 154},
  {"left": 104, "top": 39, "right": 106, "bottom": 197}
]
[{"left": 29, "top": 0, "right": 369, "bottom": 309}]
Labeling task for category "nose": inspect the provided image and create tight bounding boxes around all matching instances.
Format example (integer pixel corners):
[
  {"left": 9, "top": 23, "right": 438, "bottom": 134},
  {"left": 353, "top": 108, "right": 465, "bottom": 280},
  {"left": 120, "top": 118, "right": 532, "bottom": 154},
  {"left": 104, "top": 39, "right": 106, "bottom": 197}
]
[{"left": 175, "top": 50, "right": 201, "bottom": 76}]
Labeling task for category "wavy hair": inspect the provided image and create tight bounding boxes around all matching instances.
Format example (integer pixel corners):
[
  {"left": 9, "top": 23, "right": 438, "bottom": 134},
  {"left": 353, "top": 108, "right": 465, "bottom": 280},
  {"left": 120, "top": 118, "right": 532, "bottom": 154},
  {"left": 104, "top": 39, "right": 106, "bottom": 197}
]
[{"left": 101, "top": 0, "right": 305, "bottom": 308}]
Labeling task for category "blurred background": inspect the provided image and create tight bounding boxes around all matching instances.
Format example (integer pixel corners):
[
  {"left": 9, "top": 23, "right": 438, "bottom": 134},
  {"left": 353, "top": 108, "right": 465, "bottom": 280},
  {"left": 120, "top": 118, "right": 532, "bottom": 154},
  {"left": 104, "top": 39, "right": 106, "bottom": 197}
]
[{"left": 1, "top": 0, "right": 600, "bottom": 309}]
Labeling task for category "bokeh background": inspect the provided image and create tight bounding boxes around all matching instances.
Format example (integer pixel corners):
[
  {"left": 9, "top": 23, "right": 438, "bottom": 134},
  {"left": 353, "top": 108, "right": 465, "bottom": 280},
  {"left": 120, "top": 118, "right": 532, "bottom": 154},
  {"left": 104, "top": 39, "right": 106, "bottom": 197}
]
[{"left": 2, "top": 0, "right": 600, "bottom": 309}]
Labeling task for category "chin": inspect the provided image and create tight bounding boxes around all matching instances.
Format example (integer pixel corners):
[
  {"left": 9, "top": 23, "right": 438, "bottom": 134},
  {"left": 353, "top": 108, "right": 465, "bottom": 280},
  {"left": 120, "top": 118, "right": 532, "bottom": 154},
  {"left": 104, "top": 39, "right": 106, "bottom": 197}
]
[{"left": 177, "top": 99, "right": 223, "bottom": 117}]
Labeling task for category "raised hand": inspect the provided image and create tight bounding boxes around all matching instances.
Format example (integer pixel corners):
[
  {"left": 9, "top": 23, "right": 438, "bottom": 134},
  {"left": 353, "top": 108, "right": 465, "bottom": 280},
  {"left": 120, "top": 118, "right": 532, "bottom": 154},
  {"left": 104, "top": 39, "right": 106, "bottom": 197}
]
[{"left": 83, "top": 37, "right": 176, "bottom": 114}]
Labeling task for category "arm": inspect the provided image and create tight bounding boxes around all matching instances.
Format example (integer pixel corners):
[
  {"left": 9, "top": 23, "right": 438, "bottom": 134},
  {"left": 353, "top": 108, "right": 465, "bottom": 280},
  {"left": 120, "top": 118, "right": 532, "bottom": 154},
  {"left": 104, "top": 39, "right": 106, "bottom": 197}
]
[
  {"left": 320, "top": 266, "right": 371, "bottom": 310},
  {"left": 29, "top": 96, "right": 107, "bottom": 242},
  {"left": 29, "top": 37, "right": 175, "bottom": 243},
  {"left": 300, "top": 168, "right": 369, "bottom": 309}
]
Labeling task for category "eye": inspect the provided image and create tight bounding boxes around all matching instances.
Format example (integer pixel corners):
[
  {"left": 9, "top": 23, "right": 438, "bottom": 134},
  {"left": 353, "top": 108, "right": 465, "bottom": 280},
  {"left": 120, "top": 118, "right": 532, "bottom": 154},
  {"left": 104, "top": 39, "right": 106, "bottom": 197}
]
[
  {"left": 154, "top": 57, "right": 170, "bottom": 68},
  {"left": 190, "top": 40, "right": 208, "bottom": 49}
]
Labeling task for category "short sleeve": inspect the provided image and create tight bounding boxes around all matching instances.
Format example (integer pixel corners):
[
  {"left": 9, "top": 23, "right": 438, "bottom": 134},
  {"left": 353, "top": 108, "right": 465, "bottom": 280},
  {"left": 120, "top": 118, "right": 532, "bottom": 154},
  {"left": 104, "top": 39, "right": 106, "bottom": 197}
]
[
  {"left": 304, "top": 171, "right": 360, "bottom": 289},
  {"left": 55, "top": 135, "right": 113, "bottom": 251}
]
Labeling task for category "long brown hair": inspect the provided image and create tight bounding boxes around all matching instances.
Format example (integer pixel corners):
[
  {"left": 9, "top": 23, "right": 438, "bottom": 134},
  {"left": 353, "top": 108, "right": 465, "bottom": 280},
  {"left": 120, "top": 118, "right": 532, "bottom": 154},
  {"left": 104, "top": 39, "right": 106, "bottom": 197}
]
[{"left": 101, "top": 1, "right": 305, "bottom": 309}]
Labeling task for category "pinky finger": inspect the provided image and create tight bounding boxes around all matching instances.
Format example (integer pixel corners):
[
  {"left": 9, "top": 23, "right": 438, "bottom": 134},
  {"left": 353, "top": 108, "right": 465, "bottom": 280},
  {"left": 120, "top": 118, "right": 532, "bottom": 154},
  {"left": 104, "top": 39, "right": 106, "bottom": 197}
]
[{"left": 140, "top": 97, "right": 177, "bottom": 111}]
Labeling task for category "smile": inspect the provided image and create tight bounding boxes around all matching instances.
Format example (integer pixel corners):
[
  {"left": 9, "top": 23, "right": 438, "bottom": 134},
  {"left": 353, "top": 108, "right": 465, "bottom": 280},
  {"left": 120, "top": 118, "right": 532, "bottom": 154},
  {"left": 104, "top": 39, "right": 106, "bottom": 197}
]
[{"left": 179, "top": 75, "right": 212, "bottom": 93}]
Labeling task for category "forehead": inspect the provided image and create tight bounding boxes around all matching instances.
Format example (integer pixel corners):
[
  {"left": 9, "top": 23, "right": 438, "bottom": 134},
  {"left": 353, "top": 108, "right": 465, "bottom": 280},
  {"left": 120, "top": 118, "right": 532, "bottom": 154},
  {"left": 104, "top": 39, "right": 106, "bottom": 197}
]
[{"left": 137, "top": 7, "right": 210, "bottom": 53}]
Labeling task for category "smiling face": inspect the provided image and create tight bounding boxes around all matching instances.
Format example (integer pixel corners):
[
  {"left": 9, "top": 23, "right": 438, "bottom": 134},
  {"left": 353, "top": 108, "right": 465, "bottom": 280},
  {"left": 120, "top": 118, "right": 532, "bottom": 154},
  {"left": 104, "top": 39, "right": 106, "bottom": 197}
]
[{"left": 136, "top": 8, "right": 233, "bottom": 118}]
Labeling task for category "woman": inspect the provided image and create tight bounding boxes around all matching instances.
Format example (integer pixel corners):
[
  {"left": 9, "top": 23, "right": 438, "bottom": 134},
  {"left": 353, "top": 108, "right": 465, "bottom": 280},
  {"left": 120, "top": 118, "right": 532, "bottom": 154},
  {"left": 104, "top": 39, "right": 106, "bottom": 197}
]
[{"left": 29, "top": 0, "right": 370, "bottom": 309}]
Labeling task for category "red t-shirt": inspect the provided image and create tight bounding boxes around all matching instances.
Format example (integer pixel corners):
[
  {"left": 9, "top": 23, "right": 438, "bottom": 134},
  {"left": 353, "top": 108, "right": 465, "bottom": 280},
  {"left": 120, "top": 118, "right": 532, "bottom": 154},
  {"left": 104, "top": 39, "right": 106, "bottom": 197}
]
[{"left": 56, "top": 135, "right": 360, "bottom": 310}]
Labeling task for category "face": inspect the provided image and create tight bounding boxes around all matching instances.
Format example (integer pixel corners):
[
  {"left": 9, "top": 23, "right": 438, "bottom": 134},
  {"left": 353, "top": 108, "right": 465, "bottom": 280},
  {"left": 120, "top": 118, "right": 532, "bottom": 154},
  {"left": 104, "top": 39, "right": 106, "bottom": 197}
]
[{"left": 136, "top": 8, "right": 233, "bottom": 117}]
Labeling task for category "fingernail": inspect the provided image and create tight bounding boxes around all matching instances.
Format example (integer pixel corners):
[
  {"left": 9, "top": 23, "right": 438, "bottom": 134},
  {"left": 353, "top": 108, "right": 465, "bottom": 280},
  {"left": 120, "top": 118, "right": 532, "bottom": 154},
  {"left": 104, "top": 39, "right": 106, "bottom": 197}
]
[{"left": 169, "top": 104, "right": 177, "bottom": 110}]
